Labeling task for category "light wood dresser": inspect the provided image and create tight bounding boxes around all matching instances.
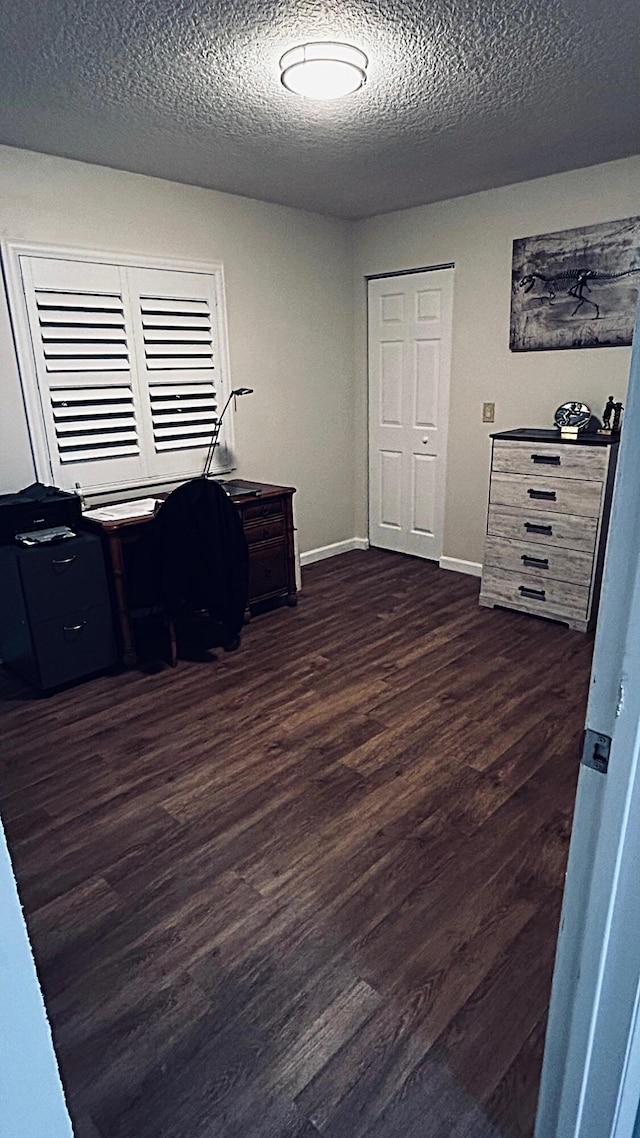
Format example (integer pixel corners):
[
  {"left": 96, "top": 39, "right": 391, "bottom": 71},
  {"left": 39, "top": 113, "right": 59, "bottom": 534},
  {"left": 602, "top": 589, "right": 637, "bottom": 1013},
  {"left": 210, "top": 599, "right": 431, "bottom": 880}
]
[{"left": 479, "top": 428, "right": 619, "bottom": 632}]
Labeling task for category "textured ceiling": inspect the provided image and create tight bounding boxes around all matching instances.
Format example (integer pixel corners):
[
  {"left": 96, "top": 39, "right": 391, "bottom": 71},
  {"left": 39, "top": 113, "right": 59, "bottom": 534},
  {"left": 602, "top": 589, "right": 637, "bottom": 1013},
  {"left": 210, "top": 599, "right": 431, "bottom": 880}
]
[{"left": 0, "top": 0, "right": 638, "bottom": 219}]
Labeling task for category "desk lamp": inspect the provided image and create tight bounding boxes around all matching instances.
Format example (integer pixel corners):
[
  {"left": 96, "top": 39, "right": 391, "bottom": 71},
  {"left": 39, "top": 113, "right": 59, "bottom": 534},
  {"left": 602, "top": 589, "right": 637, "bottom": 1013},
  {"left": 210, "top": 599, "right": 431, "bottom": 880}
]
[{"left": 202, "top": 388, "right": 253, "bottom": 479}]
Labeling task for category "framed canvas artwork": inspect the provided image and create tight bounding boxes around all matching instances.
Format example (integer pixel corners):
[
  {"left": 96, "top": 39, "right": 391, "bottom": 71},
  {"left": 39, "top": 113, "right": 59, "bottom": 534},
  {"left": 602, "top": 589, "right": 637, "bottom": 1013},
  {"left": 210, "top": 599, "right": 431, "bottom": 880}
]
[{"left": 510, "top": 215, "right": 640, "bottom": 351}]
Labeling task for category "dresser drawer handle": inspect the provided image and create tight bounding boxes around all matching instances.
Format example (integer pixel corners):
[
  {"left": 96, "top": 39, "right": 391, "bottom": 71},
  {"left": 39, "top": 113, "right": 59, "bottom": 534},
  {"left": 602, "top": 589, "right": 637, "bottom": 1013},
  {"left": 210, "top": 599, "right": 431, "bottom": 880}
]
[
  {"left": 531, "top": 453, "right": 561, "bottom": 465},
  {"left": 63, "top": 621, "right": 87, "bottom": 635},
  {"left": 524, "top": 522, "right": 553, "bottom": 536},
  {"left": 52, "top": 556, "right": 77, "bottom": 567},
  {"left": 521, "top": 555, "right": 549, "bottom": 569},
  {"left": 528, "top": 488, "right": 557, "bottom": 501},
  {"left": 519, "top": 586, "right": 546, "bottom": 601}
]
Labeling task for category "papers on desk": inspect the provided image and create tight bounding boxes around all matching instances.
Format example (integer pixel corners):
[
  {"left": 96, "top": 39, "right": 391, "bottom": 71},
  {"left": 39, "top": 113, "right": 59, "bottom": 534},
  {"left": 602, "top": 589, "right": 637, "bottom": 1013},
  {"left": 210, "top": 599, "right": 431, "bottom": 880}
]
[{"left": 83, "top": 498, "right": 159, "bottom": 523}]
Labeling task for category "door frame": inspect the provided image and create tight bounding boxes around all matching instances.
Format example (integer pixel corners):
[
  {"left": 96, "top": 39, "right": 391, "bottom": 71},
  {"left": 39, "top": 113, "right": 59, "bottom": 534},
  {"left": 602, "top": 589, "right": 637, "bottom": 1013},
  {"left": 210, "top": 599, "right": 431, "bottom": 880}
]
[
  {"left": 536, "top": 305, "right": 640, "bottom": 1138},
  {"left": 366, "top": 263, "right": 455, "bottom": 560}
]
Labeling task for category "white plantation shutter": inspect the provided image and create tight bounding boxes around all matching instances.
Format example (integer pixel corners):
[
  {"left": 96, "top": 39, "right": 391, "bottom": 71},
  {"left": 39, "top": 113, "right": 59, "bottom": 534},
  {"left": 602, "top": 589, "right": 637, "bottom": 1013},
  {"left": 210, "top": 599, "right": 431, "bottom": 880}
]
[
  {"left": 5, "top": 246, "right": 232, "bottom": 494},
  {"left": 139, "top": 293, "right": 218, "bottom": 452},
  {"left": 128, "top": 266, "right": 226, "bottom": 478},
  {"left": 32, "top": 284, "right": 140, "bottom": 467},
  {"left": 140, "top": 296, "right": 215, "bottom": 371},
  {"left": 35, "top": 289, "right": 130, "bottom": 372},
  {"left": 149, "top": 382, "right": 218, "bottom": 451},
  {"left": 50, "top": 385, "right": 139, "bottom": 463},
  {"left": 15, "top": 256, "right": 147, "bottom": 492}
]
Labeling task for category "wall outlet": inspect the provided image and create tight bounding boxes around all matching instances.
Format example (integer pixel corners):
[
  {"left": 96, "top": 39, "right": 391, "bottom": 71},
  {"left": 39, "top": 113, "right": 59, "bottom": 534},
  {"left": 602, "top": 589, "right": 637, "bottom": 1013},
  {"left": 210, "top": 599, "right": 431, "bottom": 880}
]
[{"left": 482, "top": 402, "right": 495, "bottom": 423}]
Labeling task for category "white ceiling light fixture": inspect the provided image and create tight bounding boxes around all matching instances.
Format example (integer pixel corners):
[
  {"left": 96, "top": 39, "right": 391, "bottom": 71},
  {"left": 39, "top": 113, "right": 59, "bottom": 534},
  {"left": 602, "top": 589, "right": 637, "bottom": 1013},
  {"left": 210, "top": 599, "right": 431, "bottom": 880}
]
[{"left": 279, "top": 42, "right": 368, "bottom": 101}]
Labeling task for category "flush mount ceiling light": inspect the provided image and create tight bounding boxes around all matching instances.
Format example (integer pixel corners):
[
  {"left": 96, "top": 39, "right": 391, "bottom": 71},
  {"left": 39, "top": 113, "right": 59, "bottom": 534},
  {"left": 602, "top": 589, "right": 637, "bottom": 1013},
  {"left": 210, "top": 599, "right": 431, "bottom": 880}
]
[{"left": 279, "top": 42, "right": 368, "bottom": 100}]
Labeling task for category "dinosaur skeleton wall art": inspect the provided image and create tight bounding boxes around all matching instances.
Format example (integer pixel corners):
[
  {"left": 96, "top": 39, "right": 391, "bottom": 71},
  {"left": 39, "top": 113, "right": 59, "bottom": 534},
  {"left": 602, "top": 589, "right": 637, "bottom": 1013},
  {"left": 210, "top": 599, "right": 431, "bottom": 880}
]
[{"left": 510, "top": 215, "right": 640, "bottom": 351}]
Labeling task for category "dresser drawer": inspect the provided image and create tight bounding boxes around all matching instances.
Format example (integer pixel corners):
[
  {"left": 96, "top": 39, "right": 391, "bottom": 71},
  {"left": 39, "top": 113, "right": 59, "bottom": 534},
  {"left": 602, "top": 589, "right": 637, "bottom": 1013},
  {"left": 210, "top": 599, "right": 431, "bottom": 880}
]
[
  {"left": 31, "top": 604, "right": 116, "bottom": 690},
  {"left": 18, "top": 534, "right": 109, "bottom": 623},
  {"left": 248, "top": 540, "right": 288, "bottom": 602},
  {"left": 484, "top": 536, "right": 593, "bottom": 587},
  {"left": 242, "top": 497, "right": 284, "bottom": 524},
  {"left": 244, "top": 516, "right": 286, "bottom": 546},
  {"left": 490, "top": 472, "right": 603, "bottom": 518},
  {"left": 480, "top": 566, "right": 589, "bottom": 623},
  {"left": 487, "top": 505, "right": 598, "bottom": 552},
  {"left": 492, "top": 439, "right": 608, "bottom": 481}
]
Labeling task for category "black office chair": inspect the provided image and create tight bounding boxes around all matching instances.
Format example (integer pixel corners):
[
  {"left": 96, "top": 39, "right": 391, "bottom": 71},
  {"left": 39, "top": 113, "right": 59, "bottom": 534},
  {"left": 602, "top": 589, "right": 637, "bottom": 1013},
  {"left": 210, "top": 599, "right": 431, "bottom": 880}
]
[{"left": 129, "top": 478, "right": 249, "bottom": 665}]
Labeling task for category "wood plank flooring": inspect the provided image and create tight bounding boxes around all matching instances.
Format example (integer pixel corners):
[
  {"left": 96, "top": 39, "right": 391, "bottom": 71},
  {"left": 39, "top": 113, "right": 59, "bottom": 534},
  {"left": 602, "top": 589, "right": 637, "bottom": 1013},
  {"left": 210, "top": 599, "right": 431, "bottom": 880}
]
[{"left": 0, "top": 549, "right": 593, "bottom": 1138}]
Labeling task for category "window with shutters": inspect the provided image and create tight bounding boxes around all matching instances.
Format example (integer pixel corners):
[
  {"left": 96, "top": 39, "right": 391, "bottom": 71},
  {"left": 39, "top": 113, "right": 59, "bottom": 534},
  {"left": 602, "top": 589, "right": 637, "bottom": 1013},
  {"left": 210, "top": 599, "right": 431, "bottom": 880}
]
[{"left": 3, "top": 242, "right": 234, "bottom": 496}]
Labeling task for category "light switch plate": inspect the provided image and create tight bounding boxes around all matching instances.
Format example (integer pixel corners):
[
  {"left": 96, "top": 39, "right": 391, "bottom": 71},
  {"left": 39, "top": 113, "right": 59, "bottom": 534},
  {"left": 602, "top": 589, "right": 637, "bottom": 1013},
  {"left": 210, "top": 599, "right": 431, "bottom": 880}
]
[{"left": 482, "top": 402, "right": 495, "bottom": 423}]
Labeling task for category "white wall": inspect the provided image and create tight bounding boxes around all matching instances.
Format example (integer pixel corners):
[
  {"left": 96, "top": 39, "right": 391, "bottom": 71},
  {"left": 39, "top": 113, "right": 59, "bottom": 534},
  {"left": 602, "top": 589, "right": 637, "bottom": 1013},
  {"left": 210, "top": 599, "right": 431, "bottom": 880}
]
[
  {"left": 2, "top": 149, "right": 639, "bottom": 566},
  {"left": 0, "top": 819, "right": 73, "bottom": 1138},
  {"left": 353, "top": 157, "right": 640, "bottom": 565},
  {"left": 0, "top": 145, "right": 355, "bottom": 556}
]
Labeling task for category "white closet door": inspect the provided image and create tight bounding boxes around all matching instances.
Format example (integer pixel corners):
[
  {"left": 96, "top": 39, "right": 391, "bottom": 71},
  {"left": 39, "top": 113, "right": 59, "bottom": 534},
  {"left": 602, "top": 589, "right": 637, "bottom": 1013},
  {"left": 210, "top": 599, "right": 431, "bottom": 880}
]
[{"left": 368, "top": 267, "right": 454, "bottom": 560}]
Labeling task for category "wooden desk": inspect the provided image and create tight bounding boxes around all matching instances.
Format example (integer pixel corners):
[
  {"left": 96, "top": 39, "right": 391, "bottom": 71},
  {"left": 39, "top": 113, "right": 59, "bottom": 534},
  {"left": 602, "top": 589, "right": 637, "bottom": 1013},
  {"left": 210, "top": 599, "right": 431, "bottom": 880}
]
[{"left": 82, "top": 481, "right": 297, "bottom": 665}]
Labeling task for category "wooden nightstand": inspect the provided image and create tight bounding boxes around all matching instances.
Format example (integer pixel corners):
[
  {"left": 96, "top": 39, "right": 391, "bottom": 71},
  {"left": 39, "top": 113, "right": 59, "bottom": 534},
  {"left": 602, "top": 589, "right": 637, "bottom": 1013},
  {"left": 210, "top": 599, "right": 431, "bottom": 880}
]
[{"left": 232, "top": 482, "right": 297, "bottom": 613}]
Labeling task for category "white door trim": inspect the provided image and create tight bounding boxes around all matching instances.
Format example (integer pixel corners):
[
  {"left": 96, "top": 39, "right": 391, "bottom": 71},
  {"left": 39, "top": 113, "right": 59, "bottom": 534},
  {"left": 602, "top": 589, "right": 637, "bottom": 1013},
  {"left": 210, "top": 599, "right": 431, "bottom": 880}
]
[
  {"left": 535, "top": 301, "right": 640, "bottom": 1138},
  {"left": 367, "top": 261, "right": 455, "bottom": 281}
]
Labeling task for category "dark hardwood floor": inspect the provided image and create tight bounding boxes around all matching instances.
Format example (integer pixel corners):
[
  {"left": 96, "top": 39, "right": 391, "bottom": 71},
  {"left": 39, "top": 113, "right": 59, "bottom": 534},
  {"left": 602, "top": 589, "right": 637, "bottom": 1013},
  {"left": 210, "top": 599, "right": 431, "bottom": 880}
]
[{"left": 0, "top": 549, "right": 593, "bottom": 1138}]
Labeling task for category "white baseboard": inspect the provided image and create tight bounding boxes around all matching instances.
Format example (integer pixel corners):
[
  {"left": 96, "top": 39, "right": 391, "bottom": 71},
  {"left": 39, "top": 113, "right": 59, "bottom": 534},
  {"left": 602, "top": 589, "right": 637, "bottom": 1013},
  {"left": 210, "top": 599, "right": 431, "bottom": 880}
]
[
  {"left": 300, "top": 537, "right": 369, "bottom": 567},
  {"left": 439, "top": 556, "right": 483, "bottom": 578},
  {"left": 299, "top": 542, "right": 481, "bottom": 577}
]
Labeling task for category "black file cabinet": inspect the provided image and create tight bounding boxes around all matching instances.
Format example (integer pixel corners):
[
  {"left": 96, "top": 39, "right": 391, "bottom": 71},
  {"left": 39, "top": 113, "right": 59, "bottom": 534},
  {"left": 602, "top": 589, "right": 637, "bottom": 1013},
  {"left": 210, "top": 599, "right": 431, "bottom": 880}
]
[{"left": 0, "top": 534, "right": 116, "bottom": 691}]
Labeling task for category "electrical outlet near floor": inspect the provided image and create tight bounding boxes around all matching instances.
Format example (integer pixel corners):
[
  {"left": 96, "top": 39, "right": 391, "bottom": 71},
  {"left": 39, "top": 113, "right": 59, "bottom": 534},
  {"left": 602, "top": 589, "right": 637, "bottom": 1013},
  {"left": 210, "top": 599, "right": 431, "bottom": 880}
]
[{"left": 482, "top": 402, "right": 495, "bottom": 423}]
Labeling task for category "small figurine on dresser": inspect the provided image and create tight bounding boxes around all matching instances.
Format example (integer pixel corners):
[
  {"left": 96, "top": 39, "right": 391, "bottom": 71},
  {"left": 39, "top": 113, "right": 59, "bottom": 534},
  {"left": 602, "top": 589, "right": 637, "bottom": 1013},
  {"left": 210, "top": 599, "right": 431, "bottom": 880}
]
[
  {"left": 600, "top": 395, "right": 615, "bottom": 432},
  {"left": 599, "top": 395, "right": 624, "bottom": 435}
]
